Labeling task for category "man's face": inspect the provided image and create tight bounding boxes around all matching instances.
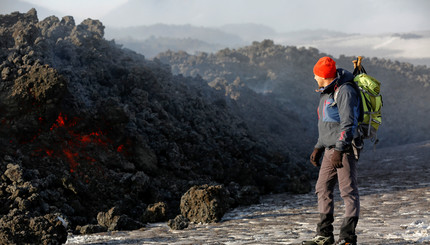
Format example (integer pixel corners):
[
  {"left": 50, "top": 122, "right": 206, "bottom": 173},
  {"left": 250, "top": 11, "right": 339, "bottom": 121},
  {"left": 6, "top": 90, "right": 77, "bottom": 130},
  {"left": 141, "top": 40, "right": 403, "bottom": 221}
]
[{"left": 314, "top": 74, "right": 326, "bottom": 89}]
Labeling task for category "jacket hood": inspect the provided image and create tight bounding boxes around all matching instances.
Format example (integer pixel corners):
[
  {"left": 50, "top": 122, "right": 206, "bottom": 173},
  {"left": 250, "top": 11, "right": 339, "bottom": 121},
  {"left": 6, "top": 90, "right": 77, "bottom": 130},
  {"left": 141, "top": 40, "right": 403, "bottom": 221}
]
[{"left": 322, "top": 68, "right": 354, "bottom": 93}]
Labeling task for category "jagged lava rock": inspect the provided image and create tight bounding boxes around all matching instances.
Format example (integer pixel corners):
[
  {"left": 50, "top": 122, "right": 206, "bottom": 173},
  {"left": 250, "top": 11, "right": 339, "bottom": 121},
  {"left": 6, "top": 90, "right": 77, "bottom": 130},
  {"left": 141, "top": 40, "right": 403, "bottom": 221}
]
[{"left": 0, "top": 9, "right": 311, "bottom": 244}]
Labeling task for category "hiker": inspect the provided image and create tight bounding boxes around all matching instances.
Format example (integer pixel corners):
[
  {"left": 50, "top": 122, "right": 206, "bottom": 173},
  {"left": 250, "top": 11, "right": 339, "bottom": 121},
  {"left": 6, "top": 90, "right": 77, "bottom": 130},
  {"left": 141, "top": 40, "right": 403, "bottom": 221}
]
[{"left": 303, "top": 57, "right": 361, "bottom": 245}]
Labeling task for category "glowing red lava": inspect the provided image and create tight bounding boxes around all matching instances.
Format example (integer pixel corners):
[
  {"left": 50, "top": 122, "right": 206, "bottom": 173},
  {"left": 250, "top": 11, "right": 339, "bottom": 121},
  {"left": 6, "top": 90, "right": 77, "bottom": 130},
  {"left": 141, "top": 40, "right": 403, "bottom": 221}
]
[{"left": 35, "top": 113, "right": 122, "bottom": 175}]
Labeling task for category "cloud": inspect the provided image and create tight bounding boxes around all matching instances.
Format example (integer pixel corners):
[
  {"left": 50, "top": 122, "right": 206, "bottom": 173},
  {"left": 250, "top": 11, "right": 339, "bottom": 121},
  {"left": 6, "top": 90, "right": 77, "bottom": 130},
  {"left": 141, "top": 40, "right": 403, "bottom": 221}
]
[{"left": 5, "top": 0, "right": 430, "bottom": 34}]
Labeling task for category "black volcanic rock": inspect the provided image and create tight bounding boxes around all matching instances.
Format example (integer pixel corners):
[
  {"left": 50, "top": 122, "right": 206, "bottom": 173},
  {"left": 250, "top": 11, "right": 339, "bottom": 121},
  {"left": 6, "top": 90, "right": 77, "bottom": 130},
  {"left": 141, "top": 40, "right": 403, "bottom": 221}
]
[{"left": 0, "top": 9, "right": 311, "bottom": 244}]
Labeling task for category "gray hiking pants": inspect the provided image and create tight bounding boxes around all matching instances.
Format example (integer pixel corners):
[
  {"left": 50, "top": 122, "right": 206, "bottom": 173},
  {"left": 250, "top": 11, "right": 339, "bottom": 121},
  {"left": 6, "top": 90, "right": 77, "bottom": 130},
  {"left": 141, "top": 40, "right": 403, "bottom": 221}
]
[{"left": 316, "top": 148, "right": 360, "bottom": 217}]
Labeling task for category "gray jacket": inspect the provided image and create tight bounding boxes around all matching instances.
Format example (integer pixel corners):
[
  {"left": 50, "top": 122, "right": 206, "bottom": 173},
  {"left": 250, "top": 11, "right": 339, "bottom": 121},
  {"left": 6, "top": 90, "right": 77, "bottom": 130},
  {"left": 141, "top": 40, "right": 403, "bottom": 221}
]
[{"left": 314, "top": 69, "right": 361, "bottom": 151}]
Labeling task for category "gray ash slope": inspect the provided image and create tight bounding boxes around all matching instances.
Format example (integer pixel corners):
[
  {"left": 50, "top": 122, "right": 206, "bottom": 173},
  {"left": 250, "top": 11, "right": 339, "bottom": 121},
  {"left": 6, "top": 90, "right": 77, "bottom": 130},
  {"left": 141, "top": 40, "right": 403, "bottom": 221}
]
[
  {"left": 0, "top": 9, "right": 311, "bottom": 244},
  {"left": 157, "top": 40, "right": 430, "bottom": 148}
]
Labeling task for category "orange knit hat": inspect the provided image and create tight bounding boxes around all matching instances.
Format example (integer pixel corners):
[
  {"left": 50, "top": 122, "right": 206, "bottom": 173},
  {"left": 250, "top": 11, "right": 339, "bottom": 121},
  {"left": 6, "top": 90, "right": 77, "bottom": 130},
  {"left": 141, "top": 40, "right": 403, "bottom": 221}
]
[{"left": 313, "top": 57, "right": 337, "bottom": 78}]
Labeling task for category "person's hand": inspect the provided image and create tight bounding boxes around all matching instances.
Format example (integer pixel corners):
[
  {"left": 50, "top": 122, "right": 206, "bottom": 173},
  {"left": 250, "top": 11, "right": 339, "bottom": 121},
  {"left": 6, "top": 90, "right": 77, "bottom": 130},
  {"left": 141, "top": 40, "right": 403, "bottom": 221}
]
[
  {"left": 331, "top": 149, "right": 343, "bottom": 168},
  {"left": 310, "top": 148, "right": 324, "bottom": 167}
]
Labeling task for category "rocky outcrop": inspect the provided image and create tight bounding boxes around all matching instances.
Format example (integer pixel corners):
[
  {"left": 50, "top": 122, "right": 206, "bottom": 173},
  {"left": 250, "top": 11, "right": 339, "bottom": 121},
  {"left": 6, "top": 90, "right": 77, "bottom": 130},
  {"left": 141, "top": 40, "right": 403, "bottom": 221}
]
[{"left": 0, "top": 9, "right": 311, "bottom": 244}]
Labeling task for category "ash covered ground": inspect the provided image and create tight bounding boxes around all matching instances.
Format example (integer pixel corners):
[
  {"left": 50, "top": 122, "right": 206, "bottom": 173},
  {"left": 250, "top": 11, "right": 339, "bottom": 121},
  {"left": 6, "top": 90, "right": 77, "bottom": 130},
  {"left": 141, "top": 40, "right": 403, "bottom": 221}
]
[{"left": 66, "top": 140, "right": 430, "bottom": 244}]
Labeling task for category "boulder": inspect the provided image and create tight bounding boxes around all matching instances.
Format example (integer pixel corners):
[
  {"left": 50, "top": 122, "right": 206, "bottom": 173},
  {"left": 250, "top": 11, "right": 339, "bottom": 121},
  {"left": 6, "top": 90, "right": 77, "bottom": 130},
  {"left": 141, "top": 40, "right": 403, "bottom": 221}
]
[
  {"left": 142, "top": 202, "right": 167, "bottom": 223},
  {"left": 76, "top": 224, "right": 107, "bottom": 235},
  {"left": 168, "top": 214, "right": 189, "bottom": 230},
  {"left": 97, "top": 206, "right": 142, "bottom": 231},
  {"left": 180, "top": 184, "right": 232, "bottom": 223}
]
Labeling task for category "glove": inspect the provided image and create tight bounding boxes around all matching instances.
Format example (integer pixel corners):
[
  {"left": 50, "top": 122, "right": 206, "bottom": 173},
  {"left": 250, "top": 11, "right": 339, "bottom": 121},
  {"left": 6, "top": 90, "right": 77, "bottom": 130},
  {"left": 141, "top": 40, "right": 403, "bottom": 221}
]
[
  {"left": 331, "top": 149, "right": 343, "bottom": 168},
  {"left": 310, "top": 148, "right": 324, "bottom": 167}
]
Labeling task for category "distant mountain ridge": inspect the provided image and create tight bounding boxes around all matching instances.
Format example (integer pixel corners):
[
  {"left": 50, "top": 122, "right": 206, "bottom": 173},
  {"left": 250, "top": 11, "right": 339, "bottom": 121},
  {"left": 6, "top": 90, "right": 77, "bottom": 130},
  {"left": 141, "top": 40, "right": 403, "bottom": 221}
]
[
  {"left": 106, "top": 23, "right": 245, "bottom": 46},
  {"left": 105, "top": 23, "right": 430, "bottom": 67}
]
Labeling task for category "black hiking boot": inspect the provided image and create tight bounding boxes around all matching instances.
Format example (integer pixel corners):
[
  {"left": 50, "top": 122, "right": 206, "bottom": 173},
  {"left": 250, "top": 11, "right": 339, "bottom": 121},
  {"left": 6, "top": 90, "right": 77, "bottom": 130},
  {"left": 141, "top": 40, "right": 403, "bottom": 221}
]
[{"left": 302, "top": 235, "right": 335, "bottom": 245}]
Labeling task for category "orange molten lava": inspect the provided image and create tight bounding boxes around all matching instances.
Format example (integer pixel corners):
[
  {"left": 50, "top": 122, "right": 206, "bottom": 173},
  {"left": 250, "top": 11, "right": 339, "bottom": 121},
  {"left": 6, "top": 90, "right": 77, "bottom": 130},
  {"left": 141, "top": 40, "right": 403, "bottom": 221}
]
[{"left": 39, "top": 113, "right": 121, "bottom": 175}]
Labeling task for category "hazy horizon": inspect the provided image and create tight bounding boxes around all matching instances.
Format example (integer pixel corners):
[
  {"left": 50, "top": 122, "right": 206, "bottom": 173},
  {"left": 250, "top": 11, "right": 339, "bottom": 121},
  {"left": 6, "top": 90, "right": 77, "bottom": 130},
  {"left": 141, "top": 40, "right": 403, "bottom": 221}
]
[{"left": 1, "top": 0, "right": 429, "bottom": 35}]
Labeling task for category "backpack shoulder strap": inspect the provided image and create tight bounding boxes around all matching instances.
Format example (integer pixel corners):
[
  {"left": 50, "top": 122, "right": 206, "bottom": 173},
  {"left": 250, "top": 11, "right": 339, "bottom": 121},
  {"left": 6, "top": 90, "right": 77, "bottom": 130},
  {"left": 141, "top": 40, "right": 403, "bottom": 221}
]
[
  {"left": 333, "top": 81, "right": 359, "bottom": 102},
  {"left": 333, "top": 81, "right": 364, "bottom": 122}
]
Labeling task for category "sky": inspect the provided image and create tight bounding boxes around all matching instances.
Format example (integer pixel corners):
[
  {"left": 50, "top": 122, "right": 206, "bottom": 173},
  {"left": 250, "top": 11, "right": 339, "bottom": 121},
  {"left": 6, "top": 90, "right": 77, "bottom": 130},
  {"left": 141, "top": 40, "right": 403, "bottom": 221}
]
[{"left": 1, "top": 0, "right": 430, "bottom": 34}]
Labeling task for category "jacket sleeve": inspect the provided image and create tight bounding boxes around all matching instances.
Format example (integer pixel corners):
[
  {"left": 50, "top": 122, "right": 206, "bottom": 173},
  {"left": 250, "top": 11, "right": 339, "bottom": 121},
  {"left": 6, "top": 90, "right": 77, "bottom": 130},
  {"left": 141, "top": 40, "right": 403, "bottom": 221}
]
[
  {"left": 314, "top": 102, "right": 324, "bottom": 149},
  {"left": 315, "top": 133, "right": 324, "bottom": 149},
  {"left": 335, "top": 85, "right": 360, "bottom": 151}
]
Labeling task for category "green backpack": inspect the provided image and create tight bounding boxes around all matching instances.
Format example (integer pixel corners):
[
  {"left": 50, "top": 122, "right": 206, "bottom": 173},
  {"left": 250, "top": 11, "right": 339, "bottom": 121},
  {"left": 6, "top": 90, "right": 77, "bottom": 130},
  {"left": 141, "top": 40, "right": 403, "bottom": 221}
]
[
  {"left": 352, "top": 56, "right": 382, "bottom": 143},
  {"left": 334, "top": 57, "right": 383, "bottom": 144}
]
